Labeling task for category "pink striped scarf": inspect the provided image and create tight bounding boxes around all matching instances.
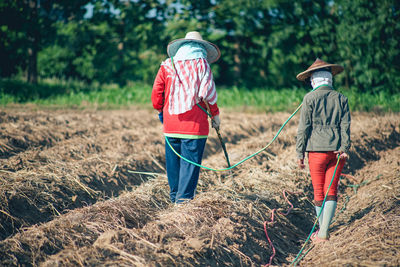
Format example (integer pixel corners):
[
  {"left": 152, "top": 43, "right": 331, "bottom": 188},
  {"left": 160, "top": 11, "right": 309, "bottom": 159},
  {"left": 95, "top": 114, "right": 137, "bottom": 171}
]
[{"left": 161, "top": 58, "right": 217, "bottom": 115}]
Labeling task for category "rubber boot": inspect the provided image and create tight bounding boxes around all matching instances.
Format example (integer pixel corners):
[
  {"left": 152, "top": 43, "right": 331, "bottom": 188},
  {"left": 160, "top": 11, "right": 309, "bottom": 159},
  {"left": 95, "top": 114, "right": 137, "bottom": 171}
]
[
  {"left": 318, "top": 200, "right": 337, "bottom": 239},
  {"left": 314, "top": 206, "right": 324, "bottom": 227}
]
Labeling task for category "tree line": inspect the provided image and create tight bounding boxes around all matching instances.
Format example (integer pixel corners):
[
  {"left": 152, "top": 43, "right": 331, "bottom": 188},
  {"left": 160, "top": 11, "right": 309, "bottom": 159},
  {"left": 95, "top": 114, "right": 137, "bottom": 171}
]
[{"left": 1, "top": 0, "right": 399, "bottom": 93}]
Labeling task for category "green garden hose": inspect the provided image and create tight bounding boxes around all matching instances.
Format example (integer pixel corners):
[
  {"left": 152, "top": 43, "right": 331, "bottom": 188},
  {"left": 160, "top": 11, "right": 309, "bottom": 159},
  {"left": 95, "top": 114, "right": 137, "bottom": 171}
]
[{"left": 166, "top": 98, "right": 300, "bottom": 171}]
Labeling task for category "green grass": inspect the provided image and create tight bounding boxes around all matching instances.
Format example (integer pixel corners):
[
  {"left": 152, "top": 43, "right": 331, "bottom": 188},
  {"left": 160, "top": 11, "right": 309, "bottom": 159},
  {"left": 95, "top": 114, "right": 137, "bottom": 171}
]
[
  {"left": 0, "top": 78, "right": 399, "bottom": 112},
  {"left": 218, "top": 87, "right": 307, "bottom": 112},
  {"left": 344, "top": 90, "right": 400, "bottom": 113},
  {"left": 34, "top": 83, "right": 153, "bottom": 109}
]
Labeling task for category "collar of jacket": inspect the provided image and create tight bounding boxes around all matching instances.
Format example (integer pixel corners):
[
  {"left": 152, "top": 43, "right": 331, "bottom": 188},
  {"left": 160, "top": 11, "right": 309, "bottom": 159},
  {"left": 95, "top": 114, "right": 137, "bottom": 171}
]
[{"left": 311, "top": 84, "right": 333, "bottom": 92}]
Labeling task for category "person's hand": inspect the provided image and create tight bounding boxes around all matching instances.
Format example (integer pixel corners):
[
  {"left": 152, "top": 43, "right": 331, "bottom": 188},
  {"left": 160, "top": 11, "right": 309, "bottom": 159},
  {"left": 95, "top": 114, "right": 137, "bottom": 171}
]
[
  {"left": 158, "top": 112, "right": 163, "bottom": 124},
  {"left": 297, "top": 159, "right": 305, "bottom": 169},
  {"left": 212, "top": 115, "right": 220, "bottom": 129},
  {"left": 334, "top": 151, "right": 349, "bottom": 160}
]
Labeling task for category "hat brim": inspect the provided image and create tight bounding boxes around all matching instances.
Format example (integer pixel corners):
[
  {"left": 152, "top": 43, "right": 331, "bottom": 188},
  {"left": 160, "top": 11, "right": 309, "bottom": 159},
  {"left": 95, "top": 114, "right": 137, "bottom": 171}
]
[
  {"left": 296, "top": 64, "right": 344, "bottom": 81},
  {"left": 167, "top": 38, "right": 221, "bottom": 63}
]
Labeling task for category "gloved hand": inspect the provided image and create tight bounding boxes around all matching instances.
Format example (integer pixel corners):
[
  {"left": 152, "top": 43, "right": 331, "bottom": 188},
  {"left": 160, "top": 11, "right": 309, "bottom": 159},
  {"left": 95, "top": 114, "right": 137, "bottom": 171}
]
[
  {"left": 158, "top": 112, "right": 163, "bottom": 124},
  {"left": 211, "top": 115, "right": 220, "bottom": 129}
]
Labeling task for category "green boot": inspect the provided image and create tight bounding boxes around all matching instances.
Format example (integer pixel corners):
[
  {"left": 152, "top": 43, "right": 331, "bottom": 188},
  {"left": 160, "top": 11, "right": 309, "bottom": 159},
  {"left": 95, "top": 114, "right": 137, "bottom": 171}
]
[{"left": 318, "top": 201, "right": 337, "bottom": 239}]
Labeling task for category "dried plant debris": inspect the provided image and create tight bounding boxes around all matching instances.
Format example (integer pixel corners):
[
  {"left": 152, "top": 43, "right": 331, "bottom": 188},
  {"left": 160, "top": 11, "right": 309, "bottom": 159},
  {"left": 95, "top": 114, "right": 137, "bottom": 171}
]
[{"left": 0, "top": 108, "right": 399, "bottom": 266}]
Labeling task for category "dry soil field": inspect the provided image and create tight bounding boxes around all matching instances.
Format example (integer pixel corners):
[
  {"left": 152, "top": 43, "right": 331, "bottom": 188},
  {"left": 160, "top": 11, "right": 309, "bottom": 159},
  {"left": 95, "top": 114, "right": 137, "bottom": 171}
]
[{"left": 0, "top": 107, "right": 399, "bottom": 266}]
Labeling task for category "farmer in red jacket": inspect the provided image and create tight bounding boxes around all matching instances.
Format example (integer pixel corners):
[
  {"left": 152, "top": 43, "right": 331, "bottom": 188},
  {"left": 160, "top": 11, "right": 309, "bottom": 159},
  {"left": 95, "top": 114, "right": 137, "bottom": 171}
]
[{"left": 151, "top": 31, "right": 221, "bottom": 203}]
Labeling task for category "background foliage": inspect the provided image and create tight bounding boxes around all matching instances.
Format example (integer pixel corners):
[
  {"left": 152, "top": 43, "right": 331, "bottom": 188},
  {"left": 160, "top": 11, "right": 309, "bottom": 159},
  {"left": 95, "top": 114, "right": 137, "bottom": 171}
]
[{"left": 0, "top": 0, "right": 399, "bottom": 94}]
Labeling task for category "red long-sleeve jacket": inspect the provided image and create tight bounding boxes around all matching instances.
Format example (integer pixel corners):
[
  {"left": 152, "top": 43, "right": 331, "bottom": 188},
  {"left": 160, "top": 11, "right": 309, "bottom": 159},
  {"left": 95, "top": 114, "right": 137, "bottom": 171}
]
[{"left": 151, "top": 62, "right": 219, "bottom": 136}]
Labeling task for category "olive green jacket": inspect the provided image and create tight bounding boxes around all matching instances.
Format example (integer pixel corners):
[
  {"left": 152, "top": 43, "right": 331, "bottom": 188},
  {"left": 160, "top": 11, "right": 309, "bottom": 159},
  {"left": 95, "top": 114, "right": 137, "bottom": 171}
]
[{"left": 296, "top": 85, "right": 351, "bottom": 159}]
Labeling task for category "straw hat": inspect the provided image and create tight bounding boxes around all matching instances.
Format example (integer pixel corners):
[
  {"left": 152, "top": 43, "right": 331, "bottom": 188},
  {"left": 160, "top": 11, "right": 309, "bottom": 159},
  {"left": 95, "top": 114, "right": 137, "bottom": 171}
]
[
  {"left": 296, "top": 58, "right": 344, "bottom": 81},
  {"left": 167, "top": 31, "right": 221, "bottom": 63}
]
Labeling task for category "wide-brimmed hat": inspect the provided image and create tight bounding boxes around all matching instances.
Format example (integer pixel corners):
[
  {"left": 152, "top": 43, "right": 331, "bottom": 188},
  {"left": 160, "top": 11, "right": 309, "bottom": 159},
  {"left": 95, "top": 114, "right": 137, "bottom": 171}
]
[
  {"left": 167, "top": 31, "right": 221, "bottom": 63},
  {"left": 296, "top": 58, "right": 344, "bottom": 81}
]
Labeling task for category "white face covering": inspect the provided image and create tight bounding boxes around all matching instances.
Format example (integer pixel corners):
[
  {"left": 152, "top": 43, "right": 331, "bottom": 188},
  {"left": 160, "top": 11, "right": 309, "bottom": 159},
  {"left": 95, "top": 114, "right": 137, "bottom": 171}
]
[
  {"left": 311, "top": 70, "right": 333, "bottom": 89},
  {"left": 173, "top": 42, "right": 207, "bottom": 61}
]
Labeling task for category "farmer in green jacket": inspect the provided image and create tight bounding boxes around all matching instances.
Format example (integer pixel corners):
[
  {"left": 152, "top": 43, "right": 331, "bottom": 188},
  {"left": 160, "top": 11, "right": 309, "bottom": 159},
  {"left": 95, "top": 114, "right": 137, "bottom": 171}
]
[{"left": 296, "top": 58, "right": 351, "bottom": 243}]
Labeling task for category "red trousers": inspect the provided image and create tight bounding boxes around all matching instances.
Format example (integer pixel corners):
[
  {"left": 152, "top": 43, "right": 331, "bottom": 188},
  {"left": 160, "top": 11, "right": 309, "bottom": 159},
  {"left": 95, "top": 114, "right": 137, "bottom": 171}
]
[{"left": 308, "top": 152, "right": 346, "bottom": 204}]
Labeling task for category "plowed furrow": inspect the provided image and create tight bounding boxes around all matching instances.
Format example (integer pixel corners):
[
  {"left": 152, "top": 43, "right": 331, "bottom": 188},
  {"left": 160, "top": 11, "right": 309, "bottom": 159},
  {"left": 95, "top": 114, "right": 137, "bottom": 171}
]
[{"left": 0, "top": 109, "right": 398, "bottom": 266}]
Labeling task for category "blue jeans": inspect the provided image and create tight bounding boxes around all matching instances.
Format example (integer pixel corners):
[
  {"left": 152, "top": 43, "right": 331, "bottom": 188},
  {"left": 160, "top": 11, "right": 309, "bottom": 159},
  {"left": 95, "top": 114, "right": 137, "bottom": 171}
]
[{"left": 165, "top": 137, "right": 207, "bottom": 203}]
